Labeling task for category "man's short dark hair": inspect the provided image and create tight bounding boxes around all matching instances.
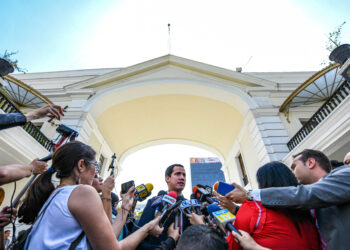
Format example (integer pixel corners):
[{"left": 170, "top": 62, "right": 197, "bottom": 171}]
[
  {"left": 177, "top": 225, "right": 228, "bottom": 250},
  {"left": 293, "top": 149, "right": 331, "bottom": 173},
  {"left": 4, "top": 230, "right": 10, "bottom": 233},
  {"left": 165, "top": 164, "right": 184, "bottom": 177}
]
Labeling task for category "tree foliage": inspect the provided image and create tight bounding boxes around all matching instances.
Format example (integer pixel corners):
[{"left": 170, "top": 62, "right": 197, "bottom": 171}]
[{"left": 326, "top": 21, "right": 346, "bottom": 52}]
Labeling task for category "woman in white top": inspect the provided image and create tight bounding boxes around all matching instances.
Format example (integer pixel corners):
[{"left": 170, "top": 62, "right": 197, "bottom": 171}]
[{"left": 18, "top": 141, "right": 162, "bottom": 250}]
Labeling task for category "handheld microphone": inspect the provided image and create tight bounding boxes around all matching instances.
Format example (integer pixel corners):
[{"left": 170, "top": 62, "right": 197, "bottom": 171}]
[
  {"left": 207, "top": 204, "right": 241, "bottom": 235},
  {"left": 180, "top": 200, "right": 192, "bottom": 214},
  {"left": 135, "top": 183, "right": 153, "bottom": 202},
  {"left": 193, "top": 186, "right": 215, "bottom": 204},
  {"left": 154, "top": 191, "right": 177, "bottom": 216},
  {"left": 191, "top": 199, "right": 202, "bottom": 215},
  {"left": 159, "top": 200, "right": 182, "bottom": 227},
  {"left": 213, "top": 181, "right": 235, "bottom": 196}
]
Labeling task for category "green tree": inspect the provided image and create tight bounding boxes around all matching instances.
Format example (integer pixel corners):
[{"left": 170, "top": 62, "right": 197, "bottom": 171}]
[{"left": 322, "top": 21, "right": 346, "bottom": 65}]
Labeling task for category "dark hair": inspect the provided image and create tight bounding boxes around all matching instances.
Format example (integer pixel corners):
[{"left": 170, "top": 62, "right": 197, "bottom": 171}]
[
  {"left": 18, "top": 141, "right": 95, "bottom": 224},
  {"left": 330, "top": 160, "right": 344, "bottom": 169},
  {"left": 256, "top": 161, "right": 313, "bottom": 235},
  {"left": 293, "top": 149, "right": 331, "bottom": 173},
  {"left": 256, "top": 161, "right": 298, "bottom": 189},
  {"left": 4, "top": 230, "right": 10, "bottom": 233},
  {"left": 165, "top": 164, "right": 184, "bottom": 177},
  {"left": 111, "top": 192, "right": 119, "bottom": 205},
  {"left": 177, "top": 225, "right": 228, "bottom": 250}
]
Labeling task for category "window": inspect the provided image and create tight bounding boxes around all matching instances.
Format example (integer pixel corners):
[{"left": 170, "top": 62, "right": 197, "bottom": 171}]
[{"left": 237, "top": 153, "right": 249, "bottom": 186}]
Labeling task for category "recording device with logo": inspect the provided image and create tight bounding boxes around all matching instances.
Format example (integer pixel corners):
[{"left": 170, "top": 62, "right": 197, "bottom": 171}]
[
  {"left": 135, "top": 183, "right": 153, "bottom": 201},
  {"left": 193, "top": 186, "right": 215, "bottom": 204},
  {"left": 213, "top": 181, "right": 235, "bottom": 196},
  {"left": 207, "top": 204, "right": 241, "bottom": 235},
  {"left": 180, "top": 200, "right": 192, "bottom": 214}
]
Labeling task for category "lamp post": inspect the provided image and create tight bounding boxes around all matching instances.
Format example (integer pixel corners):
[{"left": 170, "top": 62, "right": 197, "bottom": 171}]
[
  {"left": 0, "top": 58, "right": 14, "bottom": 77},
  {"left": 108, "top": 153, "right": 117, "bottom": 176},
  {"left": 329, "top": 44, "right": 350, "bottom": 82}
]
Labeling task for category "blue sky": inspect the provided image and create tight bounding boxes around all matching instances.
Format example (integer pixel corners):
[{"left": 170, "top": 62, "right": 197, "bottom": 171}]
[{"left": 1, "top": 0, "right": 349, "bottom": 72}]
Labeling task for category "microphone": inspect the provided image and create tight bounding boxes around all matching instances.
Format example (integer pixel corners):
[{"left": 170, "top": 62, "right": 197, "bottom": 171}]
[
  {"left": 159, "top": 200, "right": 182, "bottom": 227},
  {"left": 180, "top": 200, "right": 192, "bottom": 214},
  {"left": 157, "top": 192, "right": 179, "bottom": 226},
  {"left": 154, "top": 191, "right": 177, "bottom": 216},
  {"left": 135, "top": 183, "right": 153, "bottom": 202},
  {"left": 213, "top": 181, "right": 235, "bottom": 196},
  {"left": 190, "top": 194, "right": 202, "bottom": 215},
  {"left": 192, "top": 186, "right": 215, "bottom": 204},
  {"left": 207, "top": 204, "right": 241, "bottom": 235}
]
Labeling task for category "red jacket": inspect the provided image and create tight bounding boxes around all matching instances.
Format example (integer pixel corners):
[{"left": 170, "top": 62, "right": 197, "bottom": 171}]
[{"left": 227, "top": 200, "right": 320, "bottom": 250}]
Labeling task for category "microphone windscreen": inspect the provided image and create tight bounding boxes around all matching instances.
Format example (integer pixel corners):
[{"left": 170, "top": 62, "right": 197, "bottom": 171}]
[
  {"left": 168, "top": 191, "right": 177, "bottom": 200},
  {"left": 157, "top": 190, "right": 167, "bottom": 196},
  {"left": 192, "top": 186, "right": 198, "bottom": 194},
  {"left": 207, "top": 204, "right": 221, "bottom": 217},
  {"left": 213, "top": 182, "right": 219, "bottom": 191},
  {"left": 145, "top": 183, "right": 153, "bottom": 192}
]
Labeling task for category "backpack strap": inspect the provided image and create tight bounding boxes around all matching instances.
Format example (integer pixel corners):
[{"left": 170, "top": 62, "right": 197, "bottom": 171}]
[
  {"left": 69, "top": 231, "right": 85, "bottom": 250},
  {"left": 25, "top": 189, "right": 63, "bottom": 249}
]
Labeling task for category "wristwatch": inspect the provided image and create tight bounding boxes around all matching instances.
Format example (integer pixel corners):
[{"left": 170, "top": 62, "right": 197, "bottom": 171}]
[{"left": 246, "top": 190, "right": 253, "bottom": 201}]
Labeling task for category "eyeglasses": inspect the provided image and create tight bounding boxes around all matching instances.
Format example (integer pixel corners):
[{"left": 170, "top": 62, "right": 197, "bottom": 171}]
[
  {"left": 85, "top": 160, "right": 101, "bottom": 172},
  {"left": 345, "top": 160, "right": 350, "bottom": 165}
]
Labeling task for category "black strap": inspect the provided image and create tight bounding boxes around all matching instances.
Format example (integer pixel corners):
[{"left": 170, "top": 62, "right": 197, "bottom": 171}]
[{"left": 69, "top": 231, "right": 85, "bottom": 250}]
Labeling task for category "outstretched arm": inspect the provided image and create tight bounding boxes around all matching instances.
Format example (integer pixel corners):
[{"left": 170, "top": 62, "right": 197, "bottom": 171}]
[
  {"left": 225, "top": 167, "right": 350, "bottom": 210},
  {"left": 260, "top": 166, "right": 350, "bottom": 209},
  {"left": 0, "top": 158, "right": 47, "bottom": 185}
]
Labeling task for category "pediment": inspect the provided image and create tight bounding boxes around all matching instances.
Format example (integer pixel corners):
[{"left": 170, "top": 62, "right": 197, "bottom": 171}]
[{"left": 65, "top": 55, "right": 276, "bottom": 91}]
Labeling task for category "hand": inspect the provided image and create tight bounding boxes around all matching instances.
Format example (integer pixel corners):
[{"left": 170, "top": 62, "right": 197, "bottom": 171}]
[
  {"left": 185, "top": 212, "right": 205, "bottom": 225},
  {"left": 25, "top": 104, "right": 65, "bottom": 121},
  {"left": 147, "top": 216, "right": 164, "bottom": 237},
  {"left": 225, "top": 183, "right": 247, "bottom": 204},
  {"left": 102, "top": 176, "right": 115, "bottom": 193},
  {"left": 168, "top": 222, "right": 180, "bottom": 241},
  {"left": 30, "top": 158, "right": 48, "bottom": 175},
  {"left": 232, "top": 230, "right": 270, "bottom": 250},
  {"left": 0, "top": 206, "right": 17, "bottom": 228},
  {"left": 215, "top": 195, "right": 237, "bottom": 214},
  {"left": 120, "top": 186, "right": 135, "bottom": 212}
]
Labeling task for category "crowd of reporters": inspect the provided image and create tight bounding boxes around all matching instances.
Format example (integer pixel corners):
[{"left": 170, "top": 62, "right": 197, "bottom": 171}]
[{"left": 0, "top": 104, "right": 350, "bottom": 249}]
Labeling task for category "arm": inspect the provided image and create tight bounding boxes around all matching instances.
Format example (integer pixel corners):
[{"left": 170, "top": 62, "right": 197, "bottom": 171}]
[
  {"left": 68, "top": 185, "right": 121, "bottom": 250},
  {"left": 101, "top": 176, "right": 115, "bottom": 223},
  {"left": 261, "top": 167, "right": 350, "bottom": 209},
  {"left": 0, "top": 159, "right": 47, "bottom": 185},
  {"left": 25, "top": 104, "right": 65, "bottom": 121},
  {"left": 112, "top": 186, "right": 135, "bottom": 238},
  {"left": 232, "top": 230, "right": 271, "bottom": 250},
  {"left": 154, "top": 222, "right": 179, "bottom": 250},
  {"left": 119, "top": 216, "right": 163, "bottom": 250},
  {"left": 0, "top": 113, "right": 26, "bottom": 130}
]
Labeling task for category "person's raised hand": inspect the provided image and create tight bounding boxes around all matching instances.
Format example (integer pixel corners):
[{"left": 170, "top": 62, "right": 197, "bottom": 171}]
[
  {"left": 30, "top": 158, "right": 48, "bottom": 175},
  {"left": 0, "top": 206, "right": 16, "bottom": 228},
  {"left": 225, "top": 183, "right": 247, "bottom": 204},
  {"left": 147, "top": 216, "right": 164, "bottom": 237},
  {"left": 185, "top": 212, "right": 205, "bottom": 225},
  {"left": 102, "top": 176, "right": 115, "bottom": 193},
  {"left": 25, "top": 104, "right": 65, "bottom": 122},
  {"left": 168, "top": 222, "right": 180, "bottom": 241},
  {"left": 216, "top": 195, "right": 238, "bottom": 214},
  {"left": 232, "top": 230, "right": 271, "bottom": 250},
  {"left": 120, "top": 186, "right": 135, "bottom": 212}
]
